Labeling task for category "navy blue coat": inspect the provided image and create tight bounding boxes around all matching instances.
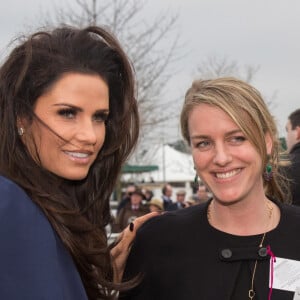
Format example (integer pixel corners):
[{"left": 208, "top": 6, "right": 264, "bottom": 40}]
[{"left": 0, "top": 175, "right": 88, "bottom": 300}]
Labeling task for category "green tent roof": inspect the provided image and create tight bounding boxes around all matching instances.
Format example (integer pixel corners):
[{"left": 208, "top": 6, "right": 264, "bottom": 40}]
[{"left": 122, "top": 164, "right": 159, "bottom": 174}]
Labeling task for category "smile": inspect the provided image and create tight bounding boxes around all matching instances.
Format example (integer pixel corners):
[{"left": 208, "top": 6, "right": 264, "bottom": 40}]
[
  {"left": 64, "top": 151, "right": 90, "bottom": 158},
  {"left": 215, "top": 169, "right": 241, "bottom": 179}
]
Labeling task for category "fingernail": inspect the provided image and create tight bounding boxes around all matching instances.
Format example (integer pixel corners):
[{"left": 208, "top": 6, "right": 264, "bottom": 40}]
[{"left": 129, "top": 222, "right": 134, "bottom": 232}]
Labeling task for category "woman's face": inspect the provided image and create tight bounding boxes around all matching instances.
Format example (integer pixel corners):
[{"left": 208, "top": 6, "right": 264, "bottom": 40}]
[
  {"left": 188, "top": 103, "right": 271, "bottom": 206},
  {"left": 22, "top": 72, "right": 109, "bottom": 180}
]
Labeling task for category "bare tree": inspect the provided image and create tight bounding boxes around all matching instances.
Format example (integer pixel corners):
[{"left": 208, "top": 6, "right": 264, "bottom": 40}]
[
  {"left": 194, "top": 55, "right": 277, "bottom": 108},
  {"left": 43, "top": 0, "right": 180, "bottom": 160},
  {"left": 195, "top": 55, "right": 260, "bottom": 83}
]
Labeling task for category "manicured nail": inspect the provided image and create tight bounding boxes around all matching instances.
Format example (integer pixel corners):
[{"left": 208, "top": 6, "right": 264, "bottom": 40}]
[{"left": 129, "top": 222, "right": 134, "bottom": 232}]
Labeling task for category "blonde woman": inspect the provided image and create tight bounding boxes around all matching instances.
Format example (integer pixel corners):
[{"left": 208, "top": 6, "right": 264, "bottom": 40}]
[{"left": 121, "top": 78, "right": 300, "bottom": 300}]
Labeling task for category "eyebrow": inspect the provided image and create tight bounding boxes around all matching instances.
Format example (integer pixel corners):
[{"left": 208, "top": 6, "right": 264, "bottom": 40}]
[
  {"left": 53, "top": 103, "right": 109, "bottom": 113},
  {"left": 190, "top": 129, "right": 243, "bottom": 140}
]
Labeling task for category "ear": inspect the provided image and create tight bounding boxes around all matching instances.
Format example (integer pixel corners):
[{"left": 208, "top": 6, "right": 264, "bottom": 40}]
[
  {"left": 16, "top": 118, "right": 23, "bottom": 129},
  {"left": 265, "top": 132, "right": 273, "bottom": 156},
  {"left": 16, "top": 117, "right": 28, "bottom": 130},
  {"left": 296, "top": 126, "right": 300, "bottom": 140}
]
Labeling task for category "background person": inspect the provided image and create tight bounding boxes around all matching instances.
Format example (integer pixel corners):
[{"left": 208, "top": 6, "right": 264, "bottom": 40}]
[
  {"left": 166, "top": 189, "right": 188, "bottom": 210},
  {"left": 116, "top": 183, "right": 137, "bottom": 215},
  {"left": 284, "top": 108, "right": 300, "bottom": 205},
  {"left": 121, "top": 77, "right": 300, "bottom": 300},
  {"left": 143, "top": 188, "right": 154, "bottom": 202},
  {"left": 195, "top": 182, "right": 211, "bottom": 204},
  {"left": 148, "top": 197, "right": 164, "bottom": 212},
  {"left": 114, "top": 188, "right": 149, "bottom": 232},
  {"left": 0, "top": 25, "right": 156, "bottom": 299},
  {"left": 161, "top": 183, "right": 174, "bottom": 210}
]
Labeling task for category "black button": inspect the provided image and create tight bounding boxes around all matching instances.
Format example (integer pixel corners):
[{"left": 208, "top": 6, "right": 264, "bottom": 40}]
[
  {"left": 258, "top": 247, "right": 267, "bottom": 257},
  {"left": 221, "top": 248, "right": 232, "bottom": 258}
]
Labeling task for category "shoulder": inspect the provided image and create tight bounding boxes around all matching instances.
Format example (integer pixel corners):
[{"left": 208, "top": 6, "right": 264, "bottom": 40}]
[
  {"left": 123, "top": 203, "right": 208, "bottom": 282},
  {"left": 290, "top": 143, "right": 300, "bottom": 162},
  {"left": 275, "top": 200, "right": 300, "bottom": 234},
  {"left": 0, "top": 175, "right": 30, "bottom": 200},
  {"left": 137, "top": 203, "right": 207, "bottom": 240},
  {"left": 0, "top": 175, "right": 59, "bottom": 269},
  {"left": 0, "top": 176, "right": 87, "bottom": 299},
  {"left": 0, "top": 175, "right": 57, "bottom": 251},
  {"left": 0, "top": 175, "right": 49, "bottom": 230},
  {"left": 280, "top": 201, "right": 300, "bottom": 221},
  {"left": 269, "top": 201, "right": 300, "bottom": 260}
]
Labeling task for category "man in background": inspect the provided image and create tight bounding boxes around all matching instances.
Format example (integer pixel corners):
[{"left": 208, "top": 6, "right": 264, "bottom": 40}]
[
  {"left": 113, "top": 188, "right": 149, "bottom": 232},
  {"left": 116, "top": 184, "right": 137, "bottom": 215},
  {"left": 285, "top": 108, "right": 300, "bottom": 205},
  {"left": 161, "top": 183, "right": 173, "bottom": 210},
  {"left": 167, "top": 189, "right": 187, "bottom": 211}
]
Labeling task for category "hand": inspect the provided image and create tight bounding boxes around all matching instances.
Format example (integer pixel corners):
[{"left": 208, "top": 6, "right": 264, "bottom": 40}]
[
  {"left": 110, "top": 211, "right": 159, "bottom": 282},
  {"left": 183, "top": 201, "right": 192, "bottom": 207}
]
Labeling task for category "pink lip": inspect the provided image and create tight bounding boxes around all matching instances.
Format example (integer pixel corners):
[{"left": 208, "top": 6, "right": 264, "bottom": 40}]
[
  {"left": 212, "top": 168, "right": 243, "bottom": 182},
  {"left": 68, "top": 156, "right": 90, "bottom": 164},
  {"left": 63, "top": 151, "right": 93, "bottom": 165}
]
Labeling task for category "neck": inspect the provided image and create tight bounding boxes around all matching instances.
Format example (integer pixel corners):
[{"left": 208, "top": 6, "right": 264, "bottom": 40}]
[{"left": 207, "top": 198, "right": 279, "bottom": 236}]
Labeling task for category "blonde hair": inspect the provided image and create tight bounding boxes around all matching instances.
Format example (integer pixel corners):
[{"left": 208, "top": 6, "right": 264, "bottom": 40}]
[{"left": 180, "top": 77, "right": 289, "bottom": 202}]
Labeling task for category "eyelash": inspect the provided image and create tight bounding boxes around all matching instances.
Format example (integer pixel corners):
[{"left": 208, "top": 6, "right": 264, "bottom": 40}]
[
  {"left": 57, "top": 109, "right": 109, "bottom": 123},
  {"left": 58, "top": 108, "right": 76, "bottom": 119},
  {"left": 194, "top": 135, "right": 246, "bottom": 150},
  {"left": 230, "top": 136, "right": 246, "bottom": 143},
  {"left": 197, "top": 141, "right": 211, "bottom": 148},
  {"left": 93, "top": 112, "right": 109, "bottom": 123}
]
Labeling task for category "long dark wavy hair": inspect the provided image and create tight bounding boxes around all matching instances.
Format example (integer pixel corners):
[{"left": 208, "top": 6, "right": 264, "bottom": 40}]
[{"left": 0, "top": 25, "right": 139, "bottom": 299}]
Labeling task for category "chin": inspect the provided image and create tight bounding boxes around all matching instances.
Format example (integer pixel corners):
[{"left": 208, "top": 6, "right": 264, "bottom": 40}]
[
  {"left": 214, "top": 194, "right": 244, "bottom": 205},
  {"left": 59, "top": 172, "right": 89, "bottom": 181}
]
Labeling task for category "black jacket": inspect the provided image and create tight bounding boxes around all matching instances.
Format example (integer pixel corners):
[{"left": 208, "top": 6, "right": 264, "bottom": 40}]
[
  {"left": 121, "top": 200, "right": 300, "bottom": 300},
  {"left": 286, "top": 142, "right": 300, "bottom": 205}
]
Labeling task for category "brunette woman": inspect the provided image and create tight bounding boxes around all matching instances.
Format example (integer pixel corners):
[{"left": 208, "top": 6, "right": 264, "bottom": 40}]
[{"left": 0, "top": 25, "right": 155, "bottom": 299}]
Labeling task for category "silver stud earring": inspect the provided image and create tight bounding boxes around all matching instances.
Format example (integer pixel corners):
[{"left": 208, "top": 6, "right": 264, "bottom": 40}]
[{"left": 18, "top": 127, "right": 24, "bottom": 136}]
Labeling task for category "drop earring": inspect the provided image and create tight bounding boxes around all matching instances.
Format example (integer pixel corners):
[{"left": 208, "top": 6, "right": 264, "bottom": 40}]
[
  {"left": 263, "top": 159, "right": 273, "bottom": 182},
  {"left": 194, "top": 173, "right": 199, "bottom": 187},
  {"left": 18, "top": 127, "right": 25, "bottom": 136}
]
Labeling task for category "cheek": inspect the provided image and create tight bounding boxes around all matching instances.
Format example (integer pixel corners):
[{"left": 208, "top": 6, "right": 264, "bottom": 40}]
[
  {"left": 29, "top": 124, "right": 66, "bottom": 157},
  {"left": 192, "top": 150, "right": 211, "bottom": 171},
  {"left": 96, "top": 126, "right": 106, "bottom": 149},
  {"left": 22, "top": 124, "right": 43, "bottom": 160},
  {"left": 36, "top": 132, "right": 60, "bottom": 163}
]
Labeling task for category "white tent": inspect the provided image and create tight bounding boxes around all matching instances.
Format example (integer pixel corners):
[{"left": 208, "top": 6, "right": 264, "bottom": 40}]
[{"left": 124, "top": 144, "right": 195, "bottom": 183}]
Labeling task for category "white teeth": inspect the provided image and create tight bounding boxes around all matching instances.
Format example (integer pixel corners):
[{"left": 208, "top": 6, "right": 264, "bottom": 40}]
[
  {"left": 216, "top": 169, "right": 240, "bottom": 179},
  {"left": 65, "top": 151, "right": 89, "bottom": 158}
]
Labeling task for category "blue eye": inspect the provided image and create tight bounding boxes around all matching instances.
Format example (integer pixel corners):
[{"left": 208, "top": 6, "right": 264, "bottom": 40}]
[
  {"left": 58, "top": 108, "right": 76, "bottom": 119},
  {"left": 93, "top": 112, "right": 109, "bottom": 123},
  {"left": 195, "top": 140, "right": 212, "bottom": 150},
  {"left": 231, "top": 136, "right": 246, "bottom": 143}
]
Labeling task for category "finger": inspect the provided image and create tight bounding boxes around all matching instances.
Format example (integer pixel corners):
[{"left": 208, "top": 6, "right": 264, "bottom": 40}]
[
  {"left": 121, "top": 211, "right": 159, "bottom": 247},
  {"left": 129, "top": 211, "right": 160, "bottom": 232},
  {"left": 110, "top": 211, "right": 160, "bottom": 282},
  {"left": 111, "top": 211, "right": 159, "bottom": 255}
]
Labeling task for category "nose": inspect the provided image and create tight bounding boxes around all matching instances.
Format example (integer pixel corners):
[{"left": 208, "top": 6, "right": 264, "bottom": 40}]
[
  {"left": 76, "top": 120, "right": 99, "bottom": 146},
  {"left": 212, "top": 143, "right": 232, "bottom": 166}
]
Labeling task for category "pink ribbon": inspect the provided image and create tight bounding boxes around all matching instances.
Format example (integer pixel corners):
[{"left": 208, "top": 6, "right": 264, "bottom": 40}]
[{"left": 267, "top": 245, "right": 276, "bottom": 300}]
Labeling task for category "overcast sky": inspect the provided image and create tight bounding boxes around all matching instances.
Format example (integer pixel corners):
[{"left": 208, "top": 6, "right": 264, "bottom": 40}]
[{"left": 1, "top": 0, "right": 299, "bottom": 139}]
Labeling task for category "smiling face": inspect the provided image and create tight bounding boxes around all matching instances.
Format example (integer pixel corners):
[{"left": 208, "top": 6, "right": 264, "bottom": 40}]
[
  {"left": 189, "top": 104, "right": 272, "bottom": 206},
  {"left": 21, "top": 72, "right": 109, "bottom": 180}
]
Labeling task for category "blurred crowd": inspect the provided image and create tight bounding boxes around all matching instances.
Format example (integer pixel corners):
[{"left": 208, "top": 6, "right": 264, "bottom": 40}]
[{"left": 110, "top": 182, "right": 211, "bottom": 233}]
